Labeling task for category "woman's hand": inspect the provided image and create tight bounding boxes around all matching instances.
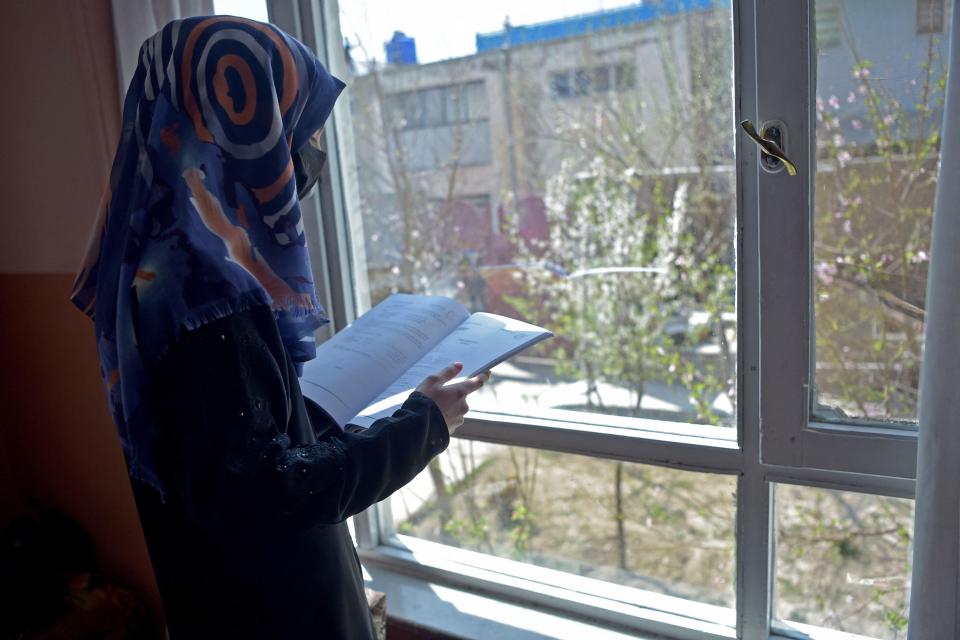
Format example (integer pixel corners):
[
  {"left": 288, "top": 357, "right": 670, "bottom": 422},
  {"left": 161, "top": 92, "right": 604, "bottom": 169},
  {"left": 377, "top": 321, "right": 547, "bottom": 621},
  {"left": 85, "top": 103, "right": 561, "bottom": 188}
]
[{"left": 416, "top": 362, "right": 490, "bottom": 434}]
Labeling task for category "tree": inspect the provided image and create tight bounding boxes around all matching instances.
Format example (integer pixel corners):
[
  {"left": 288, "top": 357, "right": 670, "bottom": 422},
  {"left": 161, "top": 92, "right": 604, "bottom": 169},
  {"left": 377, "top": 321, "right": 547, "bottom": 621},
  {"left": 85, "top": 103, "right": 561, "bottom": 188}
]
[
  {"left": 506, "top": 6, "right": 736, "bottom": 427},
  {"left": 812, "top": 37, "right": 946, "bottom": 423}
]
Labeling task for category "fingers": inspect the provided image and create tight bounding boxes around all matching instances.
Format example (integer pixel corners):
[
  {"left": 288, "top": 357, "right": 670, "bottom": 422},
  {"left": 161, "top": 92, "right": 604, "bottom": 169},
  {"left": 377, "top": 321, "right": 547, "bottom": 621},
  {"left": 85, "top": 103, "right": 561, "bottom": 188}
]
[
  {"left": 434, "top": 362, "right": 463, "bottom": 385},
  {"left": 453, "top": 373, "right": 486, "bottom": 396}
]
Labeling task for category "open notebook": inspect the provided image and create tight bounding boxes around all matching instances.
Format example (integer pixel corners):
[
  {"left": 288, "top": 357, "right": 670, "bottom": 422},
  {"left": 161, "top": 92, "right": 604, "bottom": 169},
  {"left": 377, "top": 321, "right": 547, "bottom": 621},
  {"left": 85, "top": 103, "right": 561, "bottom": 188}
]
[{"left": 300, "top": 293, "right": 552, "bottom": 428}]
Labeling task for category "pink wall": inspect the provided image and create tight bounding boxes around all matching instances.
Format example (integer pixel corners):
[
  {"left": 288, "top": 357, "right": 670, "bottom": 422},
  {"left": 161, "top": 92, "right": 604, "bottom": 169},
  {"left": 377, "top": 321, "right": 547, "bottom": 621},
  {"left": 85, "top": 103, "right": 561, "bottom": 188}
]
[{"left": 0, "top": 0, "right": 161, "bottom": 619}]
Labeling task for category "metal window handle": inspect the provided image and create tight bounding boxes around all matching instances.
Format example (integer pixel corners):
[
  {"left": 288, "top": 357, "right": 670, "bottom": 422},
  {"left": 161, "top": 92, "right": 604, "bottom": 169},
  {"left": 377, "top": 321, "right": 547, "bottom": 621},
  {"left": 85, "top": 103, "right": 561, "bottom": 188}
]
[{"left": 740, "top": 120, "right": 798, "bottom": 176}]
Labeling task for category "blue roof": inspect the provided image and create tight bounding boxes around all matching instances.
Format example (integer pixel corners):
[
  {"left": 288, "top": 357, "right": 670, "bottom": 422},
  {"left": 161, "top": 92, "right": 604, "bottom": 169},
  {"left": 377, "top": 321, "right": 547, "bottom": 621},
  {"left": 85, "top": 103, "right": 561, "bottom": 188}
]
[{"left": 476, "top": 0, "right": 721, "bottom": 52}]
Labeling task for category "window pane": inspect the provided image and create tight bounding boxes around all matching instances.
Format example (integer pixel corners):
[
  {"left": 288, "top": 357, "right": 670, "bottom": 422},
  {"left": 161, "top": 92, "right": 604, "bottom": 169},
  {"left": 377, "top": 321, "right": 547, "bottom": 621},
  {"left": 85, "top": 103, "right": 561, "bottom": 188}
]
[
  {"left": 212, "top": 0, "right": 267, "bottom": 21},
  {"left": 916, "top": 0, "right": 945, "bottom": 35},
  {"left": 614, "top": 62, "right": 636, "bottom": 90},
  {"left": 573, "top": 67, "right": 592, "bottom": 95},
  {"left": 400, "top": 91, "right": 424, "bottom": 128},
  {"left": 775, "top": 484, "right": 913, "bottom": 639},
  {"left": 421, "top": 87, "right": 445, "bottom": 127},
  {"left": 342, "top": 1, "right": 737, "bottom": 430},
  {"left": 550, "top": 71, "right": 571, "bottom": 98},
  {"left": 592, "top": 65, "right": 612, "bottom": 93},
  {"left": 387, "top": 442, "right": 737, "bottom": 608},
  {"left": 465, "top": 80, "right": 488, "bottom": 120},
  {"left": 815, "top": 5, "right": 842, "bottom": 49},
  {"left": 812, "top": 1, "right": 950, "bottom": 425}
]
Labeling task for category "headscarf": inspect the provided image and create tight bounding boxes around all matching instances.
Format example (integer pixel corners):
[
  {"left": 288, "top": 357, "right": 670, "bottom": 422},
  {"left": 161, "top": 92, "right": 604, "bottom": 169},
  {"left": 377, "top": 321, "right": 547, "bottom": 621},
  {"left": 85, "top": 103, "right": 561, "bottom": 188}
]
[{"left": 70, "top": 16, "right": 345, "bottom": 495}]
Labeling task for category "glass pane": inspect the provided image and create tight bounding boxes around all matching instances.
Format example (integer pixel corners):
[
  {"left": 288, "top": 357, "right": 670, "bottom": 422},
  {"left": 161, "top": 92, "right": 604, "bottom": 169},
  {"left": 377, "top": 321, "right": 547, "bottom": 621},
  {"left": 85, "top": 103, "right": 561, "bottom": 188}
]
[
  {"left": 212, "top": 0, "right": 267, "bottom": 21},
  {"left": 388, "top": 442, "right": 737, "bottom": 608},
  {"left": 341, "top": 1, "right": 737, "bottom": 430},
  {"left": 421, "top": 87, "right": 445, "bottom": 127},
  {"left": 812, "top": 1, "right": 951, "bottom": 425},
  {"left": 775, "top": 484, "right": 913, "bottom": 639},
  {"left": 593, "top": 65, "right": 612, "bottom": 93}
]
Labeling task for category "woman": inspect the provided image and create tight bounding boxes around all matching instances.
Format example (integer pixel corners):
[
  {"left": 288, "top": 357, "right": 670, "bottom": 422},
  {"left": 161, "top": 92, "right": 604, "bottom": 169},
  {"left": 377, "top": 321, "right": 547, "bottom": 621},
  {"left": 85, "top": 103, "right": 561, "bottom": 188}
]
[{"left": 71, "top": 16, "right": 486, "bottom": 639}]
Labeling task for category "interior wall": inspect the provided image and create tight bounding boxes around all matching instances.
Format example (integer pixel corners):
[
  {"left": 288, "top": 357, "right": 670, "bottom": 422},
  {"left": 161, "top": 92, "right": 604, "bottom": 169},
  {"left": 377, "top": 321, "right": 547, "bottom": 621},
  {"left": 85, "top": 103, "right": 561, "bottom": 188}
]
[
  {"left": 0, "top": 430, "right": 22, "bottom": 529},
  {"left": 0, "top": 0, "right": 160, "bottom": 618}
]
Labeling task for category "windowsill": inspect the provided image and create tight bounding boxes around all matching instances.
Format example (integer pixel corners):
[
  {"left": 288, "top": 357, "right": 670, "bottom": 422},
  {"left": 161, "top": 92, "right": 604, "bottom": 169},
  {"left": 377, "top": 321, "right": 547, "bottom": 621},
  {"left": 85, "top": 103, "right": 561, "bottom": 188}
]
[
  {"left": 364, "top": 563, "right": 884, "bottom": 640},
  {"left": 363, "top": 564, "right": 662, "bottom": 640},
  {"left": 361, "top": 541, "right": 885, "bottom": 640},
  {"left": 360, "top": 538, "right": 737, "bottom": 640}
]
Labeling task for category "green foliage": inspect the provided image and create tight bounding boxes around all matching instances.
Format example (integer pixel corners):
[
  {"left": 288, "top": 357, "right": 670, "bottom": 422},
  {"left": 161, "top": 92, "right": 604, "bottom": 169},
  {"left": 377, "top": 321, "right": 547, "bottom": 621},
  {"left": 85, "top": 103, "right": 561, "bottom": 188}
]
[
  {"left": 444, "top": 516, "right": 490, "bottom": 548},
  {"left": 509, "top": 503, "right": 533, "bottom": 558}
]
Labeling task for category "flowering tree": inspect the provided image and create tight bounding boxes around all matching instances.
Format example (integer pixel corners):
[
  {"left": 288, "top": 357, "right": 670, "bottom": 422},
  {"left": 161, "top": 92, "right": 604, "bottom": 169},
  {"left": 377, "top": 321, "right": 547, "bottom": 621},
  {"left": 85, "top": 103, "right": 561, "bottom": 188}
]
[
  {"left": 812, "top": 44, "right": 946, "bottom": 423},
  {"left": 505, "top": 8, "right": 736, "bottom": 428}
]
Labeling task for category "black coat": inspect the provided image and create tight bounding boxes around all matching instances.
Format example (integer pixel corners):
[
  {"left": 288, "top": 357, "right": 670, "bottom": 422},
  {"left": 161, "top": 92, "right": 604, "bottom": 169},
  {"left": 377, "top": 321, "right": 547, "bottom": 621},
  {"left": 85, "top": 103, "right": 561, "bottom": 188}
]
[{"left": 131, "top": 305, "right": 449, "bottom": 639}]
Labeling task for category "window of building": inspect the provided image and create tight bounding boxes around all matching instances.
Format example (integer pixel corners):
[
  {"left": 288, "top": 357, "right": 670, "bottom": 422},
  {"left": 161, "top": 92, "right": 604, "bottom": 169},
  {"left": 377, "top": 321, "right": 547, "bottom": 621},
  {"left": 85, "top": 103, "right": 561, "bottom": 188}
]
[
  {"left": 815, "top": 5, "right": 842, "bottom": 48},
  {"left": 269, "top": 0, "right": 952, "bottom": 637},
  {"left": 614, "top": 62, "right": 636, "bottom": 91},
  {"left": 550, "top": 71, "right": 571, "bottom": 98},
  {"left": 371, "top": 81, "right": 492, "bottom": 173},
  {"left": 550, "top": 63, "right": 637, "bottom": 99},
  {"left": 917, "top": 0, "right": 945, "bottom": 35},
  {"left": 384, "top": 81, "right": 488, "bottom": 131}
]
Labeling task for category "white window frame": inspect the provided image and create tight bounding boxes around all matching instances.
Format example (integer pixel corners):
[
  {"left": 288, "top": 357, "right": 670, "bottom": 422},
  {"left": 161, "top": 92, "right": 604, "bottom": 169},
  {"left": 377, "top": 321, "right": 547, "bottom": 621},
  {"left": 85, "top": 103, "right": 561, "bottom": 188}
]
[
  {"left": 752, "top": 1, "right": 919, "bottom": 480},
  {"left": 268, "top": 1, "right": 921, "bottom": 638}
]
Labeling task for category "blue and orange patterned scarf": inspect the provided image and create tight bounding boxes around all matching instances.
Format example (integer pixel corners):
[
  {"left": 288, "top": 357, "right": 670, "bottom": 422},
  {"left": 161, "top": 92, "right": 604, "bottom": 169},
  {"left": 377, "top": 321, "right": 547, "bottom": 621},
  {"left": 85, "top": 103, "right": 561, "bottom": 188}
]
[{"left": 71, "top": 16, "right": 344, "bottom": 495}]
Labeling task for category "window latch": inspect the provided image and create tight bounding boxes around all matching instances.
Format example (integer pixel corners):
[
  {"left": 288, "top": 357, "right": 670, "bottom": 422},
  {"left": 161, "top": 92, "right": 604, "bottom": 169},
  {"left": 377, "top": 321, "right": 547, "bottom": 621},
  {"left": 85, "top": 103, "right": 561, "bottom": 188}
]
[{"left": 740, "top": 120, "right": 797, "bottom": 176}]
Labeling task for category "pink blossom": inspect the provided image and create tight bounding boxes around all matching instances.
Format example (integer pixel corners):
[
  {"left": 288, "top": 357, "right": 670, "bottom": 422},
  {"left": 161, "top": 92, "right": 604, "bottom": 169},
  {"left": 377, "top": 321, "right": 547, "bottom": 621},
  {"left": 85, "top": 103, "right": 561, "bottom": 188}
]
[
  {"left": 842, "top": 219, "right": 852, "bottom": 234},
  {"left": 829, "top": 95, "right": 841, "bottom": 109},
  {"left": 814, "top": 261, "right": 838, "bottom": 285},
  {"left": 851, "top": 119, "right": 863, "bottom": 130},
  {"left": 816, "top": 95, "right": 825, "bottom": 110},
  {"left": 833, "top": 134, "right": 846, "bottom": 147},
  {"left": 847, "top": 91, "right": 856, "bottom": 103},
  {"left": 837, "top": 150, "right": 852, "bottom": 167},
  {"left": 883, "top": 114, "right": 896, "bottom": 126}
]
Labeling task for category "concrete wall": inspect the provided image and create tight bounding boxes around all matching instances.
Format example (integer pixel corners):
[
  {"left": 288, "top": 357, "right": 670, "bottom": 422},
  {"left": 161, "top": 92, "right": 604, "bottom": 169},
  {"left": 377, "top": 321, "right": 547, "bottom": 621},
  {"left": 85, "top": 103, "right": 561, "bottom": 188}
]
[
  {"left": 0, "top": 0, "right": 161, "bottom": 619},
  {"left": 817, "top": 0, "right": 951, "bottom": 141}
]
